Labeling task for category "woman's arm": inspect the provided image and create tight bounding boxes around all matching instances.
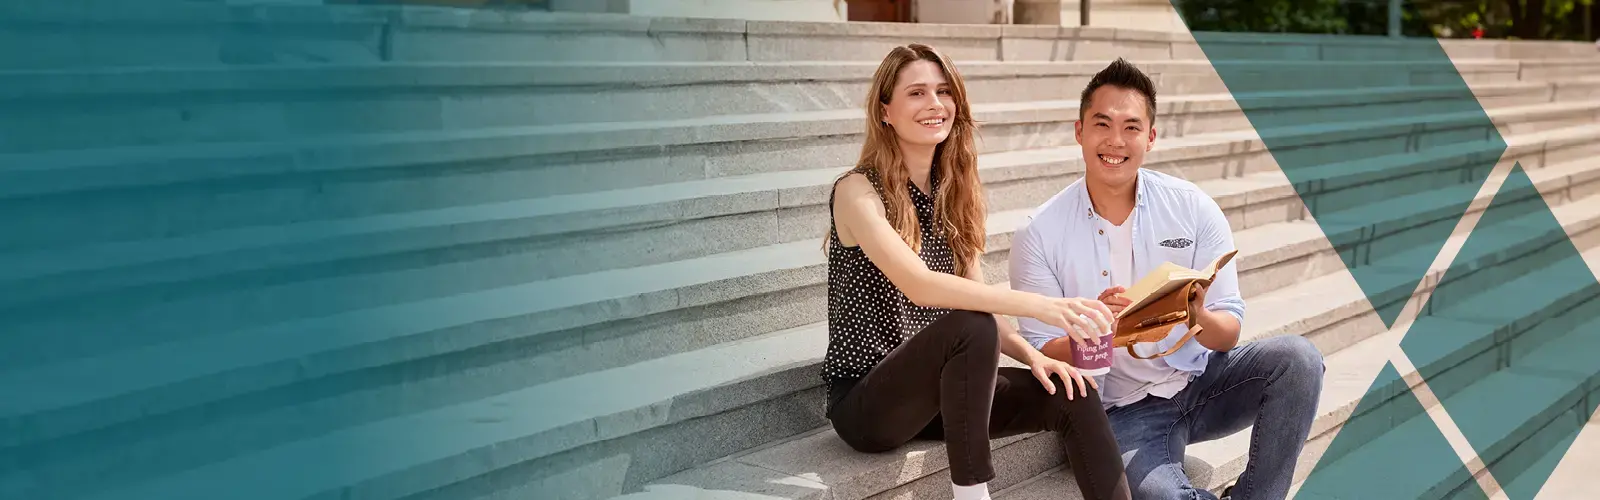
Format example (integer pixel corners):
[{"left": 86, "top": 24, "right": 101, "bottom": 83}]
[
  {"left": 967, "top": 253, "right": 1100, "bottom": 398},
  {"left": 959, "top": 255, "right": 1042, "bottom": 365},
  {"left": 832, "top": 173, "right": 1112, "bottom": 338}
]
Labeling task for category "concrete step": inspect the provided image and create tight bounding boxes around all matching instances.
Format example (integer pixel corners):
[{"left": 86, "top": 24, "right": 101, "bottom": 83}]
[
  {"left": 20, "top": 187, "right": 1600, "bottom": 500},
  {"left": 619, "top": 197, "right": 1600, "bottom": 500},
  {"left": 0, "top": 60, "right": 1228, "bottom": 136},
  {"left": 0, "top": 131, "right": 1272, "bottom": 311},
  {"left": 0, "top": 3, "right": 1197, "bottom": 69},
  {"left": 1501, "top": 419, "right": 1600, "bottom": 499},
  {"left": 9, "top": 59, "right": 1581, "bottom": 152},
  {"left": 0, "top": 99, "right": 1245, "bottom": 202},
  {"left": 1506, "top": 120, "right": 1600, "bottom": 172},
  {"left": 9, "top": 111, "right": 1593, "bottom": 321},
  {"left": 367, "top": 13, "right": 1198, "bottom": 65},
  {"left": 1200, "top": 174, "right": 1600, "bottom": 493},
  {"left": 0, "top": 60, "right": 1514, "bottom": 157},
  {"left": 1204, "top": 58, "right": 1498, "bottom": 91},
  {"left": 0, "top": 123, "right": 1561, "bottom": 383},
  {"left": 5, "top": 119, "right": 1593, "bottom": 407},
  {"left": 0, "top": 206, "right": 1020, "bottom": 446},
  {"left": 0, "top": 131, "right": 1282, "bottom": 310},
  {"left": 0, "top": 204, "right": 1193, "bottom": 447},
  {"left": 7, "top": 87, "right": 1254, "bottom": 156},
  {"left": 1261, "top": 190, "right": 1600, "bottom": 430},
  {"left": 1200, "top": 59, "right": 1600, "bottom": 95},
  {"left": 0, "top": 1, "right": 394, "bottom": 71},
  {"left": 1521, "top": 58, "right": 1600, "bottom": 81},
  {"left": 1227, "top": 174, "right": 1600, "bottom": 365},
  {"left": 1442, "top": 38, "right": 1600, "bottom": 60},
  {"left": 1282, "top": 282, "right": 1600, "bottom": 499},
  {"left": 1494, "top": 99, "right": 1600, "bottom": 136},
  {"left": 1546, "top": 75, "right": 1600, "bottom": 102},
  {"left": 6, "top": 2, "right": 1597, "bottom": 70},
  {"left": 6, "top": 94, "right": 1582, "bottom": 264},
  {"left": 0, "top": 321, "right": 832, "bottom": 500},
  {"left": 10, "top": 154, "right": 1600, "bottom": 500}
]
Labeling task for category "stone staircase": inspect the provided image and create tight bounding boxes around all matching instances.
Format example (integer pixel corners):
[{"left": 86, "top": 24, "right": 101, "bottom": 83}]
[{"left": 3, "top": 3, "right": 1600, "bottom": 500}]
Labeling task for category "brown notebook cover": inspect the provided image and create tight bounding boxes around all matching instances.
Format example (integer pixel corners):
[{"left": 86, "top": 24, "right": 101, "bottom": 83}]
[{"left": 1110, "top": 248, "right": 1238, "bottom": 359}]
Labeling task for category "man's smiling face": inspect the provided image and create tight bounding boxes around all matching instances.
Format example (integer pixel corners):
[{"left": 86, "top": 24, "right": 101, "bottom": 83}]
[{"left": 1075, "top": 84, "right": 1156, "bottom": 188}]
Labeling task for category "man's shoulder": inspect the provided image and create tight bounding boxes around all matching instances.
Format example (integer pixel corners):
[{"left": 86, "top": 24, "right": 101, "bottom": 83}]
[
  {"left": 1141, "top": 170, "right": 1220, "bottom": 210},
  {"left": 1140, "top": 169, "right": 1206, "bottom": 197},
  {"left": 1023, "top": 178, "right": 1088, "bottom": 226}
]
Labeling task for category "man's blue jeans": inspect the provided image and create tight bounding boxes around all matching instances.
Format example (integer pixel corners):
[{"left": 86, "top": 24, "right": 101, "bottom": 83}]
[{"left": 1105, "top": 336, "right": 1325, "bottom": 500}]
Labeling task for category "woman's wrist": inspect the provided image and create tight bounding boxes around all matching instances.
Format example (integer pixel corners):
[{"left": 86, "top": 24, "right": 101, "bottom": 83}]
[
  {"left": 1013, "top": 291, "right": 1049, "bottom": 322},
  {"left": 1025, "top": 345, "right": 1052, "bottom": 366}
]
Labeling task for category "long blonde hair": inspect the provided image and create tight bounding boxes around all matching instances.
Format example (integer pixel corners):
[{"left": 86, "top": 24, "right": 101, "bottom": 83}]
[{"left": 831, "top": 43, "right": 986, "bottom": 278}]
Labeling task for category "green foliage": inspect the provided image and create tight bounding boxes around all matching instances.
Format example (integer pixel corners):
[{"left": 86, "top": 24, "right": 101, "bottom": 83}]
[
  {"left": 1174, "top": 0, "right": 1431, "bottom": 35},
  {"left": 1176, "top": 0, "right": 1596, "bottom": 39},
  {"left": 1177, "top": 0, "right": 1349, "bottom": 33}
]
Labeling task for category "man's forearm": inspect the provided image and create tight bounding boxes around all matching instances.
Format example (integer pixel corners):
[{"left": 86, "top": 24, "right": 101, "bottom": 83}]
[{"left": 1195, "top": 307, "right": 1241, "bottom": 351}]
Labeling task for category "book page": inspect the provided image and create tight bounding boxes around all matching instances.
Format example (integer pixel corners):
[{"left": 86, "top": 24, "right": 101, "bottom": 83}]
[
  {"left": 1118, "top": 261, "right": 1198, "bottom": 318},
  {"left": 1198, "top": 249, "right": 1238, "bottom": 278}
]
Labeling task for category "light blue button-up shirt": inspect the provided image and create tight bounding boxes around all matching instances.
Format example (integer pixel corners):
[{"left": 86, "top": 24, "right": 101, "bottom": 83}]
[{"left": 1008, "top": 168, "right": 1245, "bottom": 377}]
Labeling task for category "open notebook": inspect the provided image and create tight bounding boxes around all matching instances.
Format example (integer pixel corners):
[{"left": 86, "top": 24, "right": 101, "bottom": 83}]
[{"left": 1117, "top": 248, "right": 1239, "bottom": 321}]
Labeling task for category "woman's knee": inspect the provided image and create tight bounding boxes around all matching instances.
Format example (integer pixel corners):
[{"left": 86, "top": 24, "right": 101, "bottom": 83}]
[
  {"left": 940, "top": 309, "right": 1000, "bottom": 355},
  {"left": 1039, "top": 374, "right": 1107, "bottom": 417},
  {"left": 1054, "top": 381, "right": 1106, "bottom": 412}
]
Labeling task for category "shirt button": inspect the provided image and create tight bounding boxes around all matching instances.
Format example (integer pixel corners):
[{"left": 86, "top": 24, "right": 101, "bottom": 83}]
[
  {"left": 1098, "top": 229, "right": 1104, "bottom": 235},
  {"left": 1102, "top": 270, "right": 1109, "bottom": 277}
]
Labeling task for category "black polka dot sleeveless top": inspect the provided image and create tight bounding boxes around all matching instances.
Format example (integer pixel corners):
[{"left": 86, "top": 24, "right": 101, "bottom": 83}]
[{"left": 822, "top": 165, "right": 957, "bottom": 412}]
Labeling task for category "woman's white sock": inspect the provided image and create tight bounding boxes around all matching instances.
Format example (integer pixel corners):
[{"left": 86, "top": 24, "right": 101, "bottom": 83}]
[{"left": 952, "top": 481, "right": 991, "bottom": 500}]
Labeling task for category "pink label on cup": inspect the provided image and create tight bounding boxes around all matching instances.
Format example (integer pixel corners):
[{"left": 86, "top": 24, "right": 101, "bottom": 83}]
[{"left": 1070, "top": 332, "right": 1115, "bottom": 375}]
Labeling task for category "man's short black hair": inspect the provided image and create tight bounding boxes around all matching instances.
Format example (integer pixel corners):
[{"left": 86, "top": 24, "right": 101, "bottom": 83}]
[{"left": 1080, "top": 58, "right": 1157, "bottom": 125}]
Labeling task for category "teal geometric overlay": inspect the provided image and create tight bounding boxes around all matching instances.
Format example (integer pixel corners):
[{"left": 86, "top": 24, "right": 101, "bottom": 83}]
[
  {"left": 1178, "top": 17, "right": 1597, "bottom": 500},
  {"left": 1399, "top": 163, "right": 1600, "bottom": 500},
  {"left": 0, "top": 3, "right": 735, "bottom": 500},
  {"left": 1295, "top": 364, "right": 1487, "bottom": 500},
  {"left": 1184, "top": 32, "right": 1507, "bottom": 328}
]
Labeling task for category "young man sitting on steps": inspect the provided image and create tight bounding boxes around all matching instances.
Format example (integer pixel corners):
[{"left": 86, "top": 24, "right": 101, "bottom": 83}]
[{"left": 1007, "top": 58, "right": 1327, "bottom": 500}]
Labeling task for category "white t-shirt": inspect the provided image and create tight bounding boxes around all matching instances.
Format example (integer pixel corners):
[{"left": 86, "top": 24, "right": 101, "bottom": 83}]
[{"left": 1099, "top": 209, "right": 1192, "bottom": 409}]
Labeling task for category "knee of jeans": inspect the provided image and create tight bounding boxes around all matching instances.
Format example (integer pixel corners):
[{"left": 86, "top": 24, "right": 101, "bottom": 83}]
[
  {"left": 1047, "top": 382, "right": 1106, "bottom": 427},
  {"left": 944, "top": 310, "right": 1000, "bottom": 355},
  {"left": 1273, "top": 335, "right": 1325, "bottom": 383},
  {"left": 1052, "top": 379, "right": 1104, "bottom": 410}
]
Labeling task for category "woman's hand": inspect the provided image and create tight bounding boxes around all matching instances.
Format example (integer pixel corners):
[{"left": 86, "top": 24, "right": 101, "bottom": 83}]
[
  {"left": 1028, "top": 351, "right": 1099, "bottom": 399},
  {"left": 1031, "top": 296, "right": 1114, "bottom": 345}
]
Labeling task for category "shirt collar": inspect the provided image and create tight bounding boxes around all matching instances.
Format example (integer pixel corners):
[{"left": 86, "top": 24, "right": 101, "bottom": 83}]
[
  {"left": 1081, "top": 169, "right": 1149, "bottom": 220},
  {"left": 1134, "top": 168, "right": 1149, "bottom": 209}
]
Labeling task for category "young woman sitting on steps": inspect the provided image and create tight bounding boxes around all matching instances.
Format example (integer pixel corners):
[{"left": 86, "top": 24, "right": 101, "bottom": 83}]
[{"left": 820, "top": 43, "right": 1133, "bottom": 500}]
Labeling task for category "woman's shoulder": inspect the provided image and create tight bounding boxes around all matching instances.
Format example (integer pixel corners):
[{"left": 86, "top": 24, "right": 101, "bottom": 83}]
[
  {"left": 833, "top": 169, "right": 872, "bottom": 192},
  {"left": 835, "top": 164, "right": 878, "bottom": 184},
  {"left": 830, "top": 167, "right": 883, "bottom": 204}
]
